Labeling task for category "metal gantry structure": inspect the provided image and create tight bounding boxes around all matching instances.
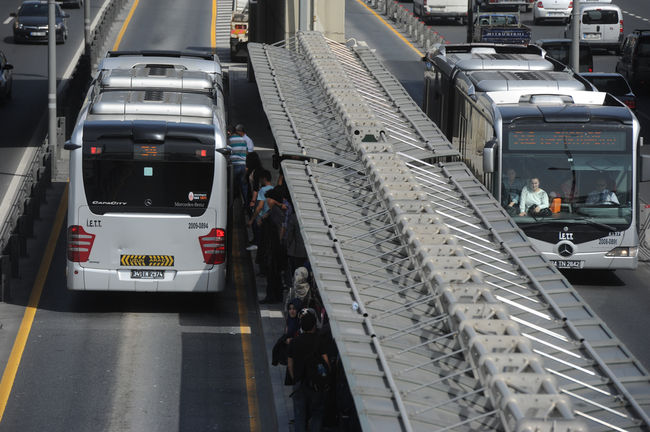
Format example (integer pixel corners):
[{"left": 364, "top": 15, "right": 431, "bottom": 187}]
[{"left": 248, "top": 32, "right": 650, "bottom": 431}]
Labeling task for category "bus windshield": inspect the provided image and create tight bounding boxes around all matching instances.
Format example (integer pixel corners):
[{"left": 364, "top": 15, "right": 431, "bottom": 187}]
[
  {"left": 501, "top": 125, "right": 633, "bottom": 230},
  {"left": 82, "top": 137, "right": 215, "bottom": 216}
]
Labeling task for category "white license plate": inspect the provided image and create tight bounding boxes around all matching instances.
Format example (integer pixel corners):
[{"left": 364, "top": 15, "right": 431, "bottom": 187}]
[
  {"left": 31, "top": 31, "right": 46, "bottom": 36},
  {"left": 548, "top": 12, "right": 565, "bottom": 16},
  {"left": 583, "top": 33, "right": 601, "bottom": 40},
  {"left": 131, "top": 270, "right": 165, "bottom": 279},
  {"left": 551, "top": 260, "right": 583, "bottom": 269}
]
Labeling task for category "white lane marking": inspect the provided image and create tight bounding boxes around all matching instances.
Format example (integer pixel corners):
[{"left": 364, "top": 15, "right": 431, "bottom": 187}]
[
  {"left": 3, "top": 17, "right": 13, "bottom": 25},
  {"left": 622, "top": 10, "right": 650, "bottom": 22},
  {"left": 260, "top": 310, "right": 284, "bottom": 319}
]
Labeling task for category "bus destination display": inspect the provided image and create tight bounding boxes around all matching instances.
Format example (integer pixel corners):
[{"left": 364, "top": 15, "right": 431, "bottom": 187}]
[{"left": 508, "top": 130, "right": 626, "bottom": 151}]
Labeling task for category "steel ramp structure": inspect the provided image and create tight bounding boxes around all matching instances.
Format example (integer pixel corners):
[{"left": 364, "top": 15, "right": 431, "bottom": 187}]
[{"left": 248, "top": 32, "right": 650, "bottom": 431}]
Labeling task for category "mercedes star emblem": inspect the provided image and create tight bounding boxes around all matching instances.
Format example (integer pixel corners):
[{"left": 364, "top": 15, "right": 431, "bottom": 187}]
[{"left": 558, "top": 243, "right": 574, "bottom": 257}]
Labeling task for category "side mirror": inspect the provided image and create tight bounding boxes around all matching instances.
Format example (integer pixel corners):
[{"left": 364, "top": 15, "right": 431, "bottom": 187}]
[
  {"left": 216, "top": 147, "right": 231, "bottom": 156},
  {"left": 483, "top": 138, "right": 498, "bottom": 173},
  {"left": 64, "top": 13, "right": 70, "bottom": 18},
  {"left": 4, "top": 64, "right": 13, "bottom": 70},
  {"left": 10, "top": 12, "right": 16, "bottom": 17},
  {"left": 64, "top": 140, "right": 81, "bottom": 151},
  {"left": 640, "top": 153, "right": 650, "bottom": 183}
]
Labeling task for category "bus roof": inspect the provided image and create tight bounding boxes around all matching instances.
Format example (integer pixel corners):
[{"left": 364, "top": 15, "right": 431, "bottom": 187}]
[
  {"left": 99, "top": 68, "right": 216, "bottom": 93},
  {"left": 468, "top": 70, "right": 588, "bottom": 92},
  {"left": 100, "top": 51, "right": 222, "bottom": 76},
  {"left": 487, "top": 90, "right": 607, "bottom": 105},
  {"left": 87, "top": 90, "right": 216, "bottom": 123}
]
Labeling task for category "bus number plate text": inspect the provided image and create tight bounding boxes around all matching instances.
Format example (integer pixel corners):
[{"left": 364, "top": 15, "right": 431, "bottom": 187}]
[
  {"left": 550, "top": 260, "right": 583, "bottom": 269},
  {"left": 131, "top": 270, "right": 165, "bottom": 279}
]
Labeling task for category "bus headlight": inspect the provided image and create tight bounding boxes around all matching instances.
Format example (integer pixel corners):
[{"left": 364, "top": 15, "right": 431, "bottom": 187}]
[{"left": 606, "top": 247, "right": 638, "bottom": 257}]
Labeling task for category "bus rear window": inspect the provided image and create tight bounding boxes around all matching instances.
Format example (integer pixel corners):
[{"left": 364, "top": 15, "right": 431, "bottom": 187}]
[{"left": 82, "top": 140, "right": 215, "bottom": 216}]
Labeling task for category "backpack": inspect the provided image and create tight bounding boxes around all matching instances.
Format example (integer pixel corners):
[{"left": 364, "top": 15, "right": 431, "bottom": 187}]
[{"left": 303, "top": 338, "right": 331, "bottom": 392}]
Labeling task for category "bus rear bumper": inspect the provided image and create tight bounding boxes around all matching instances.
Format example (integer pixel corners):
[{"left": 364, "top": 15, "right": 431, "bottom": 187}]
[{"left": 66, "top": 262, "right": 227, "bottom": 292}]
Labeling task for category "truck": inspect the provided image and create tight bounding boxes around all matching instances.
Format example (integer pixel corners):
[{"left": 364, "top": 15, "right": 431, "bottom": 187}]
[
  {"left": 471, "top": 11, "right": 531, "bottom": 45},
  {"left": 230, "top": 0, "right": 249, "bottom": 60}
]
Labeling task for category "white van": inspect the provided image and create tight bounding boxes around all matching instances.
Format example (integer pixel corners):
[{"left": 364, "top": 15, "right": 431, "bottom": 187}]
[
  {"left": 564, "top": 2, "right": 623, "bottom": 54},
  {"left": 413, "top": 0, "right": 468, "bottom": 25}
]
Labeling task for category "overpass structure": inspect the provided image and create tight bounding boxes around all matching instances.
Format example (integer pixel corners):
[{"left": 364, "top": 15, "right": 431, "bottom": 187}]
[{"left": 248, "top": 32, "right": 650, "bottom": 431}]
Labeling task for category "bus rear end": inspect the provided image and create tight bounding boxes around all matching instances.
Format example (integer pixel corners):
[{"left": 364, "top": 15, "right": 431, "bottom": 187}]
[{"left": 67, "top": 121, "right": 227, "bottom": 292}]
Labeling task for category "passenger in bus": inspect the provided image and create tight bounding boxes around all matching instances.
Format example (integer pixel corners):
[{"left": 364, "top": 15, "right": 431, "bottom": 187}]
[
  {"left": 502, "top": 168, "right": 525, "bottom": 215},
  {"left": 586, "top": 177, "right": 619, "bottom": 205},
  {"left": 519, "top": 177, "right": 551, "bottom": 217}
]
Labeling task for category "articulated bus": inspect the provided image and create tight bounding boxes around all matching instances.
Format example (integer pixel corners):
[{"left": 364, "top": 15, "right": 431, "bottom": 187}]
[
  {"left": 423, "top": 43, "right": 649, "bottom": 270},
  {"left": 65, "top": 51, "right": 229, "bottom": 291}
]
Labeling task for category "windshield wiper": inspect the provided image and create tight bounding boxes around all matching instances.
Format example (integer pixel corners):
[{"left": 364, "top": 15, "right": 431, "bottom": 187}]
[{"left": 574, "top": 217, "right": 618, "bottom": 232}]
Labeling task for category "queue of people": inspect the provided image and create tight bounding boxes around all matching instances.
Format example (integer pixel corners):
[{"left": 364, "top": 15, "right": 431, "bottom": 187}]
[{"left": 228, "top": 125, "right": 358, "bottom": 431}]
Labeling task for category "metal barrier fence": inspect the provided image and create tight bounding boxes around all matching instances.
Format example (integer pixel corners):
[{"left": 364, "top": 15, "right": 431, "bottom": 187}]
[
  {"left": 365, "top": 0, "right": 448, "bottom": 52},
  {"left": 0, "top": 0, "right": 130, "bottom": 301}
]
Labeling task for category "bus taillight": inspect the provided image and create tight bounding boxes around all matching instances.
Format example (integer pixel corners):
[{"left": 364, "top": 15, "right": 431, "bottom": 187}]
[
  {"left": 67, "top": 225, "right": 95, "bottom": 262},
  {"left": 199, "top": 228, "right": 226, "bottom": 264}
]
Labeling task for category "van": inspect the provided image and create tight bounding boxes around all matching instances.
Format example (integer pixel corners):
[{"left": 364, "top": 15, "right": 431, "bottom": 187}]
[
  {"left": 413, "top": 0, "right": 468, "bottom": 24},
  {"left": 615, "top": 29, "right": 650, "bottom": 91},
  {"left": 536, "top": 39, "right": 594, "bottom": 72},
  {"left": 564, "top": 2, "right": 623, "bottom": 54}
]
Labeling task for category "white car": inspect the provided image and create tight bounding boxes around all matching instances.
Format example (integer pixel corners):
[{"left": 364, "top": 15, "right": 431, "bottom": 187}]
[{"left": 533, "top": 0, "right": 572, "bottom": 25}]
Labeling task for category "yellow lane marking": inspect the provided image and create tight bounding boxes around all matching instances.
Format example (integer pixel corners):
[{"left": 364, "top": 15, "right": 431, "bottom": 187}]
[
  {"left": 354, "top": 0, "right": 424, "bottom": 58},
  {"left": 233, "top": 219, "right": 260, "bottom": 431},
  {"left": 0, "top": 184, "right": 69, "bottom": 422},
  {"left": 211, "top": 0, "right": 217, "bottom": 50},
  {"left": 112, "top": 0, "right": 140, "bottom": 51}
]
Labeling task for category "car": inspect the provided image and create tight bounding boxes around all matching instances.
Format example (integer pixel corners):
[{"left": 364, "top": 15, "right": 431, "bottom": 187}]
[
  {"left": 536, "top": 38, "right": 594, "bottom": 72},
  {"left": 580, "top": 72, "right": 636, "bottom": 111},
  {"left": 11, "top": 1, "right": 69, "bottom": 44},
  {"left": 616, "top": 29, "right": 650, "bottom": 92},
  {"left": 532, "top": 0, "right": 572, "bottom": 25},
  {"left": 564, "top": 3, "right": 624, "bottom": 54},
  {"left": 0, "top": 51, "right": 13, "bottom": 100}
]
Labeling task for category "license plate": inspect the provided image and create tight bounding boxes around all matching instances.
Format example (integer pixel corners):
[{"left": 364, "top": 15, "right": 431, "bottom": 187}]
[
  {"left": 31, "top": 31, "right": 46, "bottom": 36},
  {"left": 583, "top": 33, "right": 601, "bottom": 40},
  {"left": 551, "top": 260, "right": 583, "bottom": 269},
  {"left": 131, "top": 270, "right": 165, "bottom": 279}
]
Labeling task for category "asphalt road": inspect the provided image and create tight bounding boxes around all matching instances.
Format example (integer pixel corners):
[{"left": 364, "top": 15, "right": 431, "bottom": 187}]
[{"left": 344, "top": 0, "right": 650, "bottom": 371}]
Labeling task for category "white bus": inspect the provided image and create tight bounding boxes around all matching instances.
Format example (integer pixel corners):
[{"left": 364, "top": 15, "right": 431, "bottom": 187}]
[
  {"left": 65, "top": 51, "right": 229, "bottom": 291},
  {"left": 423, "top": 44, "right": 649, "bottom": 270}
]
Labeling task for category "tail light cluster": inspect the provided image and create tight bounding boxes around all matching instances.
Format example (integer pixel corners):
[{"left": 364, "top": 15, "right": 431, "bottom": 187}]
[
  {"left": 67, "top": 226, "right": 95, "bottom": 262},
  {"left": 199, "top": 228, "right": 226, "bottom": 265},
  {"left": 620, "top": 19, "right": 624, "bottom": 33},
  {"left": 624, "top": 99, "right": 636, "bottom": 110},
  {"left": 537, "top": 1, "right": 543, "bottom": 8}
]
